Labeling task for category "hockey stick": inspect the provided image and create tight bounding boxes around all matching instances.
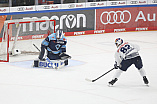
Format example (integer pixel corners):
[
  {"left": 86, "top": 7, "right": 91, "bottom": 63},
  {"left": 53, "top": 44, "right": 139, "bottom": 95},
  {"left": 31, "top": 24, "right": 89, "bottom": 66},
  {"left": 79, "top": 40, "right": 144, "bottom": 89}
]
[
  {"left": 33, "top": 44, "right": 40, "bottom": 52},
  {"left": 85, "top": 68, "right": 115, "bottom": 82}
]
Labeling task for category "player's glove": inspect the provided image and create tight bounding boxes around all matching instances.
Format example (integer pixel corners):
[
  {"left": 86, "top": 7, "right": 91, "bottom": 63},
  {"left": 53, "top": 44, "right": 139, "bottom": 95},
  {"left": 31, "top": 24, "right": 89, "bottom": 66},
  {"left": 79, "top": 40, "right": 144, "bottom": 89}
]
[
  {"left": 59, "top": 53, "right": 71, "bottom": 60},
  {"left": 114, "top": 61, "right": 119, "bottom": 69}
]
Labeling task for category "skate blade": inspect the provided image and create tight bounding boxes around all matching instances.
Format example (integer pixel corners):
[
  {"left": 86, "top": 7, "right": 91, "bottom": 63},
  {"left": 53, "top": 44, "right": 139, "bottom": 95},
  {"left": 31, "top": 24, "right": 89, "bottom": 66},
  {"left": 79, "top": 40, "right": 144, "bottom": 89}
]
[{"left": 108, "top": 84, "right": 114, "bottom": 87}]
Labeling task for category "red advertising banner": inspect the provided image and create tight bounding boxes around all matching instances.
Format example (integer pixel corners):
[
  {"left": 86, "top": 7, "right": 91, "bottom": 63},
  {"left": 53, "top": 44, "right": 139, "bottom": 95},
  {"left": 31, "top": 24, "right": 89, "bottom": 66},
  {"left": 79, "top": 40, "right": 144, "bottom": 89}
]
[{"left": 96, "top": 7, "right": 157, "bottom": 31}]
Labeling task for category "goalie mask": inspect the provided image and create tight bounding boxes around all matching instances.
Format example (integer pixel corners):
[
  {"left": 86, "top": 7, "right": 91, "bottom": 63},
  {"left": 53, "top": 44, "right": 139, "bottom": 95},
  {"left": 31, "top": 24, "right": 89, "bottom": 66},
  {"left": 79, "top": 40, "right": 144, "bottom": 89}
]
[
  {"left": 115, "top": 38, "right": 123, "bottom": 47},
  {"left": 56, "top": 30, "right": 63, "bottom": 39}
]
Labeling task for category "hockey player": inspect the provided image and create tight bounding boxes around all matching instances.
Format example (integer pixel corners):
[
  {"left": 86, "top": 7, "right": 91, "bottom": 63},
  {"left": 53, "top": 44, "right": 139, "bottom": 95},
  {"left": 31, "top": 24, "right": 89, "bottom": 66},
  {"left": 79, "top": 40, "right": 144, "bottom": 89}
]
[
  {"left": 34, "top": 30, "right": 71, "bottom": 69},
  {"left": 108, "top": 38, "right": 149, "bottom": 85}
]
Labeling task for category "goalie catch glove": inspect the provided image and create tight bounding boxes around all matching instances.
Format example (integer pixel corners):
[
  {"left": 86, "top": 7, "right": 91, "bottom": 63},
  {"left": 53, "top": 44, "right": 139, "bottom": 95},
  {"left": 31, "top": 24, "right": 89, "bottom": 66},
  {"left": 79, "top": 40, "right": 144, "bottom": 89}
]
[
  {"left": 114, "top": 61, "right": 119, "bottom": 69},
  {"left": 59, "top": 53, "right": 71, "bottom": 60}
]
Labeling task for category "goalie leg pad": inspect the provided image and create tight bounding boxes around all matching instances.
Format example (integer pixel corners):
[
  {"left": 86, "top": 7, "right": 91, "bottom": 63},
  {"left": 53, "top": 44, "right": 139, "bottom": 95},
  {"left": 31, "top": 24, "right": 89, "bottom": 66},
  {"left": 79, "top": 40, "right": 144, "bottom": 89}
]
[
  {"left": 33, "top": 59, "right": 66, "bottom": 69},
  {"left": 34, "top": 60, "right": 39, "bottom": 67},
  {"left": 64, "top": 59, "right": 68, "bottom": 66}
]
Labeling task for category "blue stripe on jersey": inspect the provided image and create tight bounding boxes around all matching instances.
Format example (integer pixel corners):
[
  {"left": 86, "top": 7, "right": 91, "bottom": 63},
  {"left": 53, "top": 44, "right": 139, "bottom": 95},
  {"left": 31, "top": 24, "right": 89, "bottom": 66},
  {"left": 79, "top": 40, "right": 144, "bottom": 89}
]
[{"left": 42, "top": 40, "right": 49, "bottom": 46}]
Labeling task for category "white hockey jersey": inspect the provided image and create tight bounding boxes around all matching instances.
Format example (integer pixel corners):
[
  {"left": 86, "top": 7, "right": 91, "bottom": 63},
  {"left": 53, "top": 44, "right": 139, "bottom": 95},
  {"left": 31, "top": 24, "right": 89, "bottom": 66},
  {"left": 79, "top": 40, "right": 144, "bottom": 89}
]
[{"left": 115, "top": 42, "right": 140, "bottom": 66}]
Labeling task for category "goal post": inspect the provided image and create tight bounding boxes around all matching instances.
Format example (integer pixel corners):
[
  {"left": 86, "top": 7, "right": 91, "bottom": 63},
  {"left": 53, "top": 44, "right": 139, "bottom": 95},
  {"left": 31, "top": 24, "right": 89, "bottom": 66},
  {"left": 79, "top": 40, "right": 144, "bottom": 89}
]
[{"left": 0, "top": 18, "right": 56, "bottom": 62}]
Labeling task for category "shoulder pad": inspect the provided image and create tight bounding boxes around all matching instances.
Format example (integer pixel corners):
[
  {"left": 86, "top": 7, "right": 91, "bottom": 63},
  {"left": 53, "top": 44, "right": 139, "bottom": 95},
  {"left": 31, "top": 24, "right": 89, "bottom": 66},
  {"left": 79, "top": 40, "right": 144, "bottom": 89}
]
[
  {"left": 59, "top": 35, "right": 67, "bottom": 41},
  {"left": 48, "top": 33, "right": 56, "bottom": 40}
]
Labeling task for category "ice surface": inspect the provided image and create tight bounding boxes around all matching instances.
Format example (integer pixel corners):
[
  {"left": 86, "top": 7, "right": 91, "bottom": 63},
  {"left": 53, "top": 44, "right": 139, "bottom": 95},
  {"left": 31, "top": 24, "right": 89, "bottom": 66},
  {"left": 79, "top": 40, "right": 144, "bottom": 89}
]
[{"left": 0, "top": 31, "right": 157, "bottom": 104}]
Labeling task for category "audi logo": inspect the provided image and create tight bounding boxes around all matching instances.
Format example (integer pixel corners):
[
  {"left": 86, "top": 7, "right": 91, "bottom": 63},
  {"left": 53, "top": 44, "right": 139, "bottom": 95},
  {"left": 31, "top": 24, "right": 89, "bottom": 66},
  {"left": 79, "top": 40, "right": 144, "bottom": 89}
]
[
  {"left": 152, "top": 0, "right": 157, "bottom": 3},
  {"left": 111, "top": 2, "right": 117, "bottom": 5},
  {"left": 43, "top": 6, "right": 50, "bottom": 9},
  {"left": 100, "top": 10, "right": 131, "bottom": 25},
  {"left": 68, "top": 4, "right": 75, "bottom": 8},
  {"left": 17, "top": 7, "right": 24, "bottom": 11},
  {"left": 90, "top": 3, "right": 96, "bottom": 6},
  {"left": 130, "top": 1, "right": 138, "bottom": 4}
]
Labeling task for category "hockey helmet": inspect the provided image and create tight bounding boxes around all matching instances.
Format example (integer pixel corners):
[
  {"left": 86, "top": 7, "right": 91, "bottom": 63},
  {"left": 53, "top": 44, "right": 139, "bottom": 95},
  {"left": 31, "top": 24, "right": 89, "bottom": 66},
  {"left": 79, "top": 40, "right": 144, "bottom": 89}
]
[
  {"left": 115, "top": 38, "right": 123, "bottom": 47},
  {"left": 56, "top": 30, "right": 63, "bottom": 39}
]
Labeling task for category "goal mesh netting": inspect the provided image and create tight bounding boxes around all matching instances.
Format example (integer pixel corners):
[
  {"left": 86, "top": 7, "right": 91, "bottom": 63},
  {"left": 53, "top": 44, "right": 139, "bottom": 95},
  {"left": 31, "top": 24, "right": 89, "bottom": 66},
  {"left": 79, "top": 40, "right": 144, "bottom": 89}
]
[{"left": 0, "top": 19, "right": 55, "bottom": 62}]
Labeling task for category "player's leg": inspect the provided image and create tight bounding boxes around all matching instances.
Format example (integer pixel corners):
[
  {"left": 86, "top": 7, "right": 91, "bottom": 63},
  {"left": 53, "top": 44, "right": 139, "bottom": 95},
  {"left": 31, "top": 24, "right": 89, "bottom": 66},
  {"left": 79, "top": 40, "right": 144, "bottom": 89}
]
[
  {"left": 108, "top": 69, "right": 122, "bottom": 85},
  {"left": 48, "top": 52, "right": 69, "bottom": 66},
  {"left": 38, "top": 45, "right": 45, "bottom": 60},
  {"left": 47, "top": 52, "right": 60, "bottom": 60},
  {"left": 134, "top": 56, "right": 149, "bottom": 84},
  {"left": 108, "top": 59, "right": 132, "bottom": 85}
]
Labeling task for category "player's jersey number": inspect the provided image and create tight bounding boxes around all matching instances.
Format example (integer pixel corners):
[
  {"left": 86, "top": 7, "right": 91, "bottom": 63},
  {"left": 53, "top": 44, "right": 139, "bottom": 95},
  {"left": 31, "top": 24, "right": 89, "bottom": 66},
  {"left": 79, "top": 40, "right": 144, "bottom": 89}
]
[{"left": 120, "top": 44, "right": 131, "bottom": 53}]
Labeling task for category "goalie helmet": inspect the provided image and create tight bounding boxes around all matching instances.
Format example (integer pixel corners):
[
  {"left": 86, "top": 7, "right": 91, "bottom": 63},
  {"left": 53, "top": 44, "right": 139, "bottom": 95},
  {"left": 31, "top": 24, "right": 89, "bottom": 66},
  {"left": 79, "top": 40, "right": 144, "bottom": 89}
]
[
  {"left": 56, "top": 30, "right": 63, "bottom": 39},
  {"left": 115, "top": 38, "right": 123, "bottom": 47}
]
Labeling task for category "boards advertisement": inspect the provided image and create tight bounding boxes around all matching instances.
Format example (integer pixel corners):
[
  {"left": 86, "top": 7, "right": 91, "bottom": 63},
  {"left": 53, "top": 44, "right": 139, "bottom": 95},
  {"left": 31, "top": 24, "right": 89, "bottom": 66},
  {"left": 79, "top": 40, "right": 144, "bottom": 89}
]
[
  {"left": 0, "top": 10, "right": 95, "bottom": 40},
  {"left": 96, "top": 6, "right": 157, "bottom": 32}
]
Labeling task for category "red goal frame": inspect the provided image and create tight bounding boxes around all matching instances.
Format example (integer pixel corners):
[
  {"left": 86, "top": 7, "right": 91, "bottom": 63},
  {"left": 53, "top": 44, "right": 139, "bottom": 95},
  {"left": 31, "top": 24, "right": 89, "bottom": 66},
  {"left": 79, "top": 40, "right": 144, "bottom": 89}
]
[{"left": 0, "top": 19, "right": 56, "bottom": 62}]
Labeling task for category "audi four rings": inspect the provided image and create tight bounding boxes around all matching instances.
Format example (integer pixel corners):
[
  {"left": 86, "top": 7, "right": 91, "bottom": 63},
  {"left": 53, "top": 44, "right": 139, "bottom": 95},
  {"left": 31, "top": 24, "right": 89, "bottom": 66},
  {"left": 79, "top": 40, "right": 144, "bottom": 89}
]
[{"left": 100, "top": 10, "right": 131, "bottom": 24}]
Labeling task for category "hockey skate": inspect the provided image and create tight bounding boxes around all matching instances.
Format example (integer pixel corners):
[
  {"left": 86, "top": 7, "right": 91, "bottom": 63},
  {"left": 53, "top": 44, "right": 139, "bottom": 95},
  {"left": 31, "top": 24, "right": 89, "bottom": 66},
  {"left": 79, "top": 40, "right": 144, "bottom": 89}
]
[
  {"left": 143, "top": 76, "right": 149, "bottom": 84},
  {"left": 108, "top": 78, "right": 118, "bottom": 86}
]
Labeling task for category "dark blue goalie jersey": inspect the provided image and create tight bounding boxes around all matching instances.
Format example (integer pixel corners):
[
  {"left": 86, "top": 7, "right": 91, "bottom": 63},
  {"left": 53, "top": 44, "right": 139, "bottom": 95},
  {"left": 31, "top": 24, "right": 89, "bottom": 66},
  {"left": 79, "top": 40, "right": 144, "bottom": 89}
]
[{"left": 42, "top": 33, "right": 67, "bottom": 54}]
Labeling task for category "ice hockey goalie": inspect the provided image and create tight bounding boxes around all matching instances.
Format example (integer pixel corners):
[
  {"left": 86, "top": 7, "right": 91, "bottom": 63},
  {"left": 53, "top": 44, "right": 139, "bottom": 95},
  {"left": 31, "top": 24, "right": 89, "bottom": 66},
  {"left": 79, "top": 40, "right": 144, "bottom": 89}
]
[{"left": 33, "top": 30, "right": 71, "bottom": 69}]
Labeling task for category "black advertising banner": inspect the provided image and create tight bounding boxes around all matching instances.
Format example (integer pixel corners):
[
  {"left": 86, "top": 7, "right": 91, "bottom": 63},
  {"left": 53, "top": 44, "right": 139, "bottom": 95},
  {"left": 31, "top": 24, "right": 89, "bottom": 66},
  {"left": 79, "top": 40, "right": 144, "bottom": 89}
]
[
  {"left": 0, "top": 10, "right": 95, "bottom": 38},
  {"left": 13, "top": 10, "right": 94, "bottom": 32}
]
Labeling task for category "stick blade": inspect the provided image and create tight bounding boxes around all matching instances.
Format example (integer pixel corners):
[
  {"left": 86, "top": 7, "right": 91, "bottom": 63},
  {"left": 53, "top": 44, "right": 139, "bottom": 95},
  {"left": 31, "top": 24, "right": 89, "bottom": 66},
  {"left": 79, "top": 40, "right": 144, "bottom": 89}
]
[{"left": 85, "top": 78, "right": 93, "bottom": 82}]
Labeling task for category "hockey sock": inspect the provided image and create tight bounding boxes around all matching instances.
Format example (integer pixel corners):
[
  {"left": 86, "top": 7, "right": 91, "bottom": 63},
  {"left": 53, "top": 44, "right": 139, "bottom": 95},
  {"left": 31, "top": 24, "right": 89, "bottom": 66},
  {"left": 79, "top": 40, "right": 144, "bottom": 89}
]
[
  {"left": 113, "top": 69, "right": 123, "bottom": 79},
  {"left": 139, "top": 68, "right": 146, "bottom": 77}
]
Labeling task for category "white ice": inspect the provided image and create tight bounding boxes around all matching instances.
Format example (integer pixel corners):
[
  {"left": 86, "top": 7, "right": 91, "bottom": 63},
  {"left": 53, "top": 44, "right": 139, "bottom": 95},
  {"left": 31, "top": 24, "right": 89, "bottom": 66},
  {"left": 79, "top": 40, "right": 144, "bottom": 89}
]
[{"left": 0, "top": 31, "right": 157, "bottom": 104}]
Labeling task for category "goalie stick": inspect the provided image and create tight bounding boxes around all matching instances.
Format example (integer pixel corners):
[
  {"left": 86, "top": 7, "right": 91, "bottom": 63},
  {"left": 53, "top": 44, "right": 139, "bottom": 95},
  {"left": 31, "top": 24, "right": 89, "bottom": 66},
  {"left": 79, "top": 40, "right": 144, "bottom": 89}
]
[
  {"left": 85, "top": 68, "right": 115, "bottom": 82},
  {"left": 33, "top": 44, "right": 40, "bottom": 52}
]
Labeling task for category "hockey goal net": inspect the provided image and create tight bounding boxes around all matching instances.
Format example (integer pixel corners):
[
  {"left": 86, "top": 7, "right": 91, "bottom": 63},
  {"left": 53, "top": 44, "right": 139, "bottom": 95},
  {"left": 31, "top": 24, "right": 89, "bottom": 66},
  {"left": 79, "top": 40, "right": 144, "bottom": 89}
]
[{"left": 0, "top": 18, "right": 55, "bottom": 62}]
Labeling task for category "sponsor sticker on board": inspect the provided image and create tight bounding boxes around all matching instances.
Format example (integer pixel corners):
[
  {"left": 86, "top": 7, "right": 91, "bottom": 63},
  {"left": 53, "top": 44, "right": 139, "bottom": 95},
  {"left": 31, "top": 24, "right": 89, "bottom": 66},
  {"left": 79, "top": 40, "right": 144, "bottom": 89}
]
[
  {"left": 0, "top": 7, "right": 9, "bottom": 13},
  {"left": 10, "top": 6, "right": 35, "bottom": 12}
]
